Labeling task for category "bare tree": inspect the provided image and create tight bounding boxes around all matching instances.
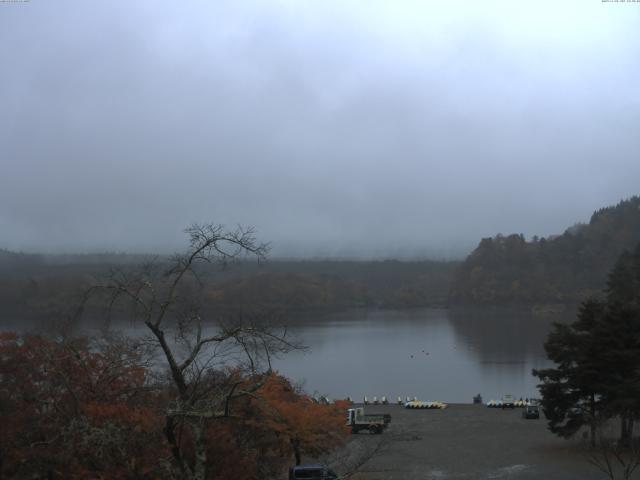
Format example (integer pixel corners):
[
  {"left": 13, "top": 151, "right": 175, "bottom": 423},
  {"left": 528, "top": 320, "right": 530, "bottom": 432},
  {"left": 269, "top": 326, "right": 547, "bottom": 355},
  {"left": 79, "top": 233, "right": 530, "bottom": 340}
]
[
  {"left": 326, "top": 436, "right": 388, "bottom": 479},
  {"left": 84, "top": 224, "right": 299, "bottom": 480},
  {"left": 586, "top": 420, "right": 640, "bottom": 480}
]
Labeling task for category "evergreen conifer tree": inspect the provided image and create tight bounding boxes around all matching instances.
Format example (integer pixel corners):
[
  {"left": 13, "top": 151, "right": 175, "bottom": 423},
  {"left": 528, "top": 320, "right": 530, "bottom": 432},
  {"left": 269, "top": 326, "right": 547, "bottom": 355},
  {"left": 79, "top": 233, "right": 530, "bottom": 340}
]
[{"left": 534, "top": 244, "right": 640, "bottom": 446}]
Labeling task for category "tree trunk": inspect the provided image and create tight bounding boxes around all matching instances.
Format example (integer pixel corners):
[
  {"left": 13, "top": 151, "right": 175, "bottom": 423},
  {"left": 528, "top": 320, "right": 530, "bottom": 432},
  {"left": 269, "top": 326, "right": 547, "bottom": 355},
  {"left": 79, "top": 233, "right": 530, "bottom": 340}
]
[
  {"left": 292, "top": 436, "right": 301, "bottom": 466},
  {"left": 620, "top": 413, "right": 632, "bottom": 447},
  {"left": 589, "top": 394, "right": 596, "bottom": 448},
  {"left": 192, "top": 420, "right": 208, "bottom": 480},
  {"left": 164, "top": 415, "right": 190, "bottom": 478}
]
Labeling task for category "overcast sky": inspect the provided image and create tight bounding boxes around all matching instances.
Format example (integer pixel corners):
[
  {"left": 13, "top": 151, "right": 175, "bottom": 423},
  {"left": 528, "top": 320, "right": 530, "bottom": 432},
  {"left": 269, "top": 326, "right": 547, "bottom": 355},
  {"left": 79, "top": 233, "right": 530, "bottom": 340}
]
[{"left": 1, "top": 1, "right": 639, "bottom": 258}]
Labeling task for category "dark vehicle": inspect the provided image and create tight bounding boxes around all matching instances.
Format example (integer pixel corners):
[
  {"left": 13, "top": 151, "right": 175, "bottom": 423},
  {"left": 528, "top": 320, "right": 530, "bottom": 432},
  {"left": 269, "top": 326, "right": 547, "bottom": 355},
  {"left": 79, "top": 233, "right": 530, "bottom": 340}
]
[
  {"left": 289, "top": 464, "right": 339, "bottom": 480},
  {"left": 522, "top": 405, "right": 540, "bottom": 419}
]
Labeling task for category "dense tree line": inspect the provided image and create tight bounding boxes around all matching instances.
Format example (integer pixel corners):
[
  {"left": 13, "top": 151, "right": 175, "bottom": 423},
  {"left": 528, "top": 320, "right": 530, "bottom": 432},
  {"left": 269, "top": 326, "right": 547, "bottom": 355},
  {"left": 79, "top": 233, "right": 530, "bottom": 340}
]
[
  {"left": 6, "top": 196, "right": 639, "bottom": 313},
  {"left": 0, "top": 257, "right": 457, "bottom": 324},
  {"left": 451, "top": 196, "right": 640, "bottom": 304},
  {"left": 207, "top": 259, "right": 455, "bottom": 310}
]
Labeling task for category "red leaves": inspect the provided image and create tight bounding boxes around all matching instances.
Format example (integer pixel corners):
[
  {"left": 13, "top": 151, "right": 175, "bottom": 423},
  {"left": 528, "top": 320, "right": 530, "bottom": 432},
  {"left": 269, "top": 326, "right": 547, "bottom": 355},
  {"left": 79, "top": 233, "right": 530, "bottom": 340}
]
[
  {"left": 248, "top": 373, "right": 349, "bottom": 465},
  {"left": 0, "top": 335, "right": 347, "bottom": 479},
  {"left": 0, "top": 333, "right": 164, "bottom": 479}
]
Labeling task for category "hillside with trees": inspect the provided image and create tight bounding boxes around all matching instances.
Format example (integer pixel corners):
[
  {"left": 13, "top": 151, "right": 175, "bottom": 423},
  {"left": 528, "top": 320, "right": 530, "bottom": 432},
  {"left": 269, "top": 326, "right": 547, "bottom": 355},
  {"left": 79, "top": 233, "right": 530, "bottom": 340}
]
[
  {"left": 4, "top": 196, "right": 639, "bottom": 315},
  {"left": 0, "top": 256, "right": 457, "bottom": 325},
  {"left": 450, "top": 196, "right": 640, "bottom": 305},
  {"left": 205, "top": 260, "right": 455, "bottom": 310}
]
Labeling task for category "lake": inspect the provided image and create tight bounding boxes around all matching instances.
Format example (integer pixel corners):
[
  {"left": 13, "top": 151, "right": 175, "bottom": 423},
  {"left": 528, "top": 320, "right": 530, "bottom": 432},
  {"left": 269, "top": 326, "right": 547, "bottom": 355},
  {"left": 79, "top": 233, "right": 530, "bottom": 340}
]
[
  {"left": 2, "top": 306, "right": 570, "bottom": 404},
  {"left": 274, "top": 307, "right": 569, "bottom": 404}
]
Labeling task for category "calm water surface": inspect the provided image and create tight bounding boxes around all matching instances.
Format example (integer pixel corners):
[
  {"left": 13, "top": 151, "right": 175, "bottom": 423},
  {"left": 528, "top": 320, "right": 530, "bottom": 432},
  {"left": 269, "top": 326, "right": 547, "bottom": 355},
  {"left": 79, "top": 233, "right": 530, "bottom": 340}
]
[
  {"left": 3, "top": 307, "right": 570, "bottom": 404},
  {"left": 273, "top": 308, "right": 567, "bottom": 403}
]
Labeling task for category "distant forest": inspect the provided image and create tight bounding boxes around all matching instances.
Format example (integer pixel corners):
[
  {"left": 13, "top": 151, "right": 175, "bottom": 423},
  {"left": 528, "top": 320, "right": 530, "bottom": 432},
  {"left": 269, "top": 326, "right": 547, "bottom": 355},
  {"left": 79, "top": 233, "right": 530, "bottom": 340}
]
[
  {"left": 1, "top": 196, "right": 639, "bottom": 320},
  {"left": 450, "top": 196, "right": 640, "bottom": 305},
  {"left": 0, "top": 251, "right": 456, "bottom": 322}
]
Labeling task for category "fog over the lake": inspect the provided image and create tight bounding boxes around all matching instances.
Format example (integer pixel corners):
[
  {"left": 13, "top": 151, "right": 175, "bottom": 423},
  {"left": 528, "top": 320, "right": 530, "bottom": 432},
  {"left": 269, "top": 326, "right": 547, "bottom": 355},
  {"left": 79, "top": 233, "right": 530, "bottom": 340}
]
[{"left": 1, "top": 1, "right": 639, "bottom": 258}]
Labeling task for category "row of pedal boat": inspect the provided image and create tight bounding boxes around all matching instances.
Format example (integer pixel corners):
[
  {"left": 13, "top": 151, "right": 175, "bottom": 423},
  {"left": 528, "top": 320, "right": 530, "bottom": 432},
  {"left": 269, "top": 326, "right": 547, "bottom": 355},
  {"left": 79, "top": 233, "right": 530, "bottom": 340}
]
[
  {"left": 404, "top": 400, "right": 448, "bottom": 409},
  {"left": 349, "top": 396, "right": 535, "bottom": 409},
  {"left": 486, "top": 399, "right": 536, "bottom": 408},
  {"left": 359, "top": 396, "right": 447, "bottom": 407}
]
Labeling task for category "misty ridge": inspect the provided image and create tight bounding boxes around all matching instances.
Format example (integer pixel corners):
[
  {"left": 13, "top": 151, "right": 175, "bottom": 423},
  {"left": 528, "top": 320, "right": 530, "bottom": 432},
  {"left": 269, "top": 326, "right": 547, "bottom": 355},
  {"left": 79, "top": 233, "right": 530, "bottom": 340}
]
[
  {"left": 1, "top": 2, "right": 639, "bottom": 260},
  {"left": 2, "top": 195, "right": 638, "bottom": 327}
]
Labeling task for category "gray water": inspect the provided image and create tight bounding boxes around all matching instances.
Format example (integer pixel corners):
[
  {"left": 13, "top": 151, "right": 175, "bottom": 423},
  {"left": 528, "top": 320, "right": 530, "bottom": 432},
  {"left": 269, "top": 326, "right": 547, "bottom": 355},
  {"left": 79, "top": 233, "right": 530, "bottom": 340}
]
[
  {"left": 273, "top": 307, "right": 567, "bottom": 404},
  {"left": 2, "top": 306, "right": 569, "bottom": 404}
]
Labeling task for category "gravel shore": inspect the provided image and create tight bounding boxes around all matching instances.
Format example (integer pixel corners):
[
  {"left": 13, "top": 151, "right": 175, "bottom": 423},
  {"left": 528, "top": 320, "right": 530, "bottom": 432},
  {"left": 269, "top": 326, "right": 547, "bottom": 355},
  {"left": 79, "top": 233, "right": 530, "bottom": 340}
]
[{"left": 334, "top": 404, "right": 612, "bottom": 480}]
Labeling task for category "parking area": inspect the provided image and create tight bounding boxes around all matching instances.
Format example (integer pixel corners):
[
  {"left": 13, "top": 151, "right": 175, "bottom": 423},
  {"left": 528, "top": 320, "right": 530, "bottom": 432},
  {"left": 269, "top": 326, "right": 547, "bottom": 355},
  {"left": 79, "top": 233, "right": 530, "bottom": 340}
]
[{"left": 330, "top": 404, "right": 607, "bottom": 480}]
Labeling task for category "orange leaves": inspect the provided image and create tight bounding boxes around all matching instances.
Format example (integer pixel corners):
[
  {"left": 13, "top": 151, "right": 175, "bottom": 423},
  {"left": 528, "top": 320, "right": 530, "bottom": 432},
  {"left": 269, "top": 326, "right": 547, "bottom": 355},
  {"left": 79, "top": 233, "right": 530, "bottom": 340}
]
[
  {"left": 0, "top": 332, "right": 164, "bottom": 479},
  {"left": 1, "top": 334, "right": 346, "bottom": 478},
  {"left": 185, "top": 372, "right": 350, "bottom": 477},
  {"left": 249, "top": 373, "right": 349, "bottom": 463}
]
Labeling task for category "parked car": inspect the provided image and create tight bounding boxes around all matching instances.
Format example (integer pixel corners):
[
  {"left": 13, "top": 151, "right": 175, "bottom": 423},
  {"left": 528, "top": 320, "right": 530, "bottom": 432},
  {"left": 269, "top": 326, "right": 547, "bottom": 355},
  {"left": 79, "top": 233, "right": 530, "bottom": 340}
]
[
  {"left": 522, "top": 405, "right": 540, "bottom": 419},
  {"left": 289, "top": 464, "right": 339, "bottom": 480}
]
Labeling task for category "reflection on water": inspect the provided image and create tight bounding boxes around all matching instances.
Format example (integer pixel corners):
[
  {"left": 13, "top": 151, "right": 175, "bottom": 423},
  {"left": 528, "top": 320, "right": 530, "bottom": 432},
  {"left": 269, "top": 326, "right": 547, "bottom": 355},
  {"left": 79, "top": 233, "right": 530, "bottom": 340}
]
[
  {"left": 274, "top": 307, "right": 574, "bottom": 403},
  {"left": 2, "top": 306, "right": 575, "bottom": 404}
]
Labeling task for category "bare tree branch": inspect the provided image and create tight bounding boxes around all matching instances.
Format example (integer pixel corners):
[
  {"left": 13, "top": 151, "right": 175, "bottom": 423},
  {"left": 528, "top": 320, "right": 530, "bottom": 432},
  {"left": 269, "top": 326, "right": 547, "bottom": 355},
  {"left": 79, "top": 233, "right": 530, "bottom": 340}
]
[{"left": 79, "top": 223, "right": 298, "bottom": 480}]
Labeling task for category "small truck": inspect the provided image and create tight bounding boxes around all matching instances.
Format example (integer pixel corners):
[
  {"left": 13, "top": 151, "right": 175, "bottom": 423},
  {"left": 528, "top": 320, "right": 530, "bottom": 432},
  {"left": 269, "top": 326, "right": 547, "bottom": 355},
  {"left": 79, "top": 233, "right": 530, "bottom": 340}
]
[
  {"left": 501, "top": 394, "right": 515, "bottom": 409},
  {"left": 347, "top": 407, "right": 391, "bottom": 434}
]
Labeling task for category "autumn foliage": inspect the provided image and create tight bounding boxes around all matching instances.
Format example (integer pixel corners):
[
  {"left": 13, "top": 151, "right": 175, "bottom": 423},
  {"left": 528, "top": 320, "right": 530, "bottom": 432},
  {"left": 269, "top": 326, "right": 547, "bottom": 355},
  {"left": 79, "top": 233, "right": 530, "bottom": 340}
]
[
  {"left": 0, "top": 332, "right": 164, "bottom": 479},
  {"left": 250, "top": 375, "right": 350, "bottom": 465},
  {"left": 216, "top": 374, "right": 350, "bottom": 478},
  {"left": 0, "top": 332, "right": 348, "bottom": 479}
]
